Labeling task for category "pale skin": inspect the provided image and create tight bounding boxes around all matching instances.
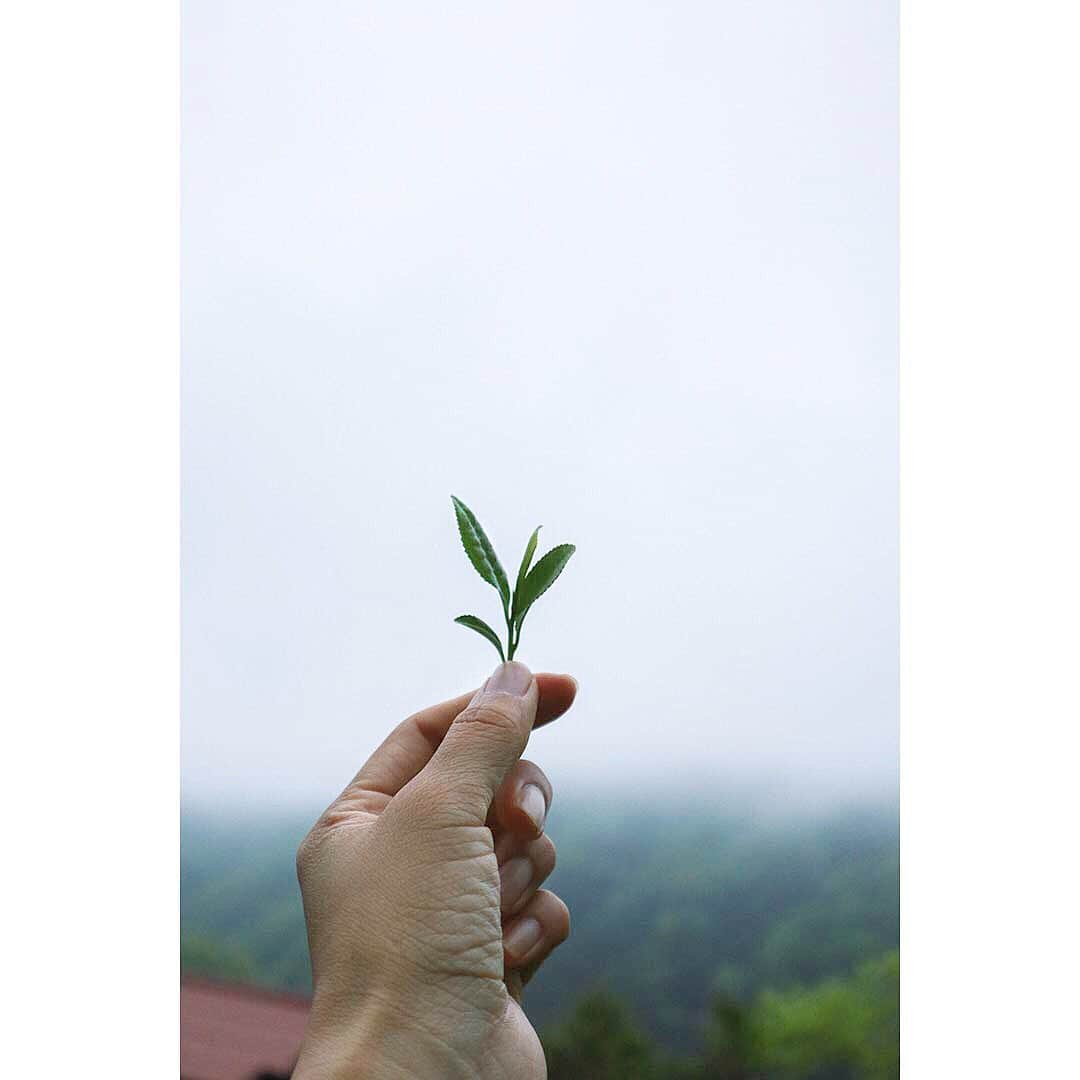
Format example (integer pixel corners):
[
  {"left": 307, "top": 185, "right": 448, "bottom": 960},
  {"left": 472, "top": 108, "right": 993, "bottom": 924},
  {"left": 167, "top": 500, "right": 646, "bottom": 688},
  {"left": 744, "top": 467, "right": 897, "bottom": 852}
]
[{"left": 293, "top": 661, "right": 577, "bottom": 1079}]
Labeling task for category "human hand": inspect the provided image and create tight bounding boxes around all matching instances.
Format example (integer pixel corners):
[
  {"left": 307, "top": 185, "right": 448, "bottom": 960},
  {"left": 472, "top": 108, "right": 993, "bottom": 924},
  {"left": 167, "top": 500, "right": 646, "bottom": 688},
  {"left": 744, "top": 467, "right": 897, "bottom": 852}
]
[{"left": 292, "top": 662, "right": 576, "bottom": 1080}]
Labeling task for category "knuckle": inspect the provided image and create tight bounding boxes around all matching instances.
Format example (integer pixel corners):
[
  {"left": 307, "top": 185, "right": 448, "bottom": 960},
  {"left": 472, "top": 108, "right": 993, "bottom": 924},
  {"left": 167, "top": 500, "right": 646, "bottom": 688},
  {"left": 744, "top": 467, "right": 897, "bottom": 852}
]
[
  {"left": 536, "top": 834, "right": 557, "bottom": 873},
  {"left": 550, "top": 894, "right": 571, "bottom": 942},
  {"left": 516, "top": 758, "right": 551, "bottom": 791},
  {"left": 402, "top": 776, "right": 453, "bottom": 817},
  {"left": 294, "top": 828, "right": 321, "bottom": 882},
  {"left": 396, "top": 776, "right": 476, "bottom": 829},
  {"left": 454, "top": 699, "right": 521, "bottom": 740}
]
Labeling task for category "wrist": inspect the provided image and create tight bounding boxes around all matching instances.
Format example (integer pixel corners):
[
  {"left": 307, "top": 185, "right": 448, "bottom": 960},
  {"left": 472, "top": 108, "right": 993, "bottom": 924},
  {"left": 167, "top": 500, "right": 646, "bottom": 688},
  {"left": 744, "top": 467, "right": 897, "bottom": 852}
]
[{"left": 293, "top": 987, "right": 474, "bottom": 1080}]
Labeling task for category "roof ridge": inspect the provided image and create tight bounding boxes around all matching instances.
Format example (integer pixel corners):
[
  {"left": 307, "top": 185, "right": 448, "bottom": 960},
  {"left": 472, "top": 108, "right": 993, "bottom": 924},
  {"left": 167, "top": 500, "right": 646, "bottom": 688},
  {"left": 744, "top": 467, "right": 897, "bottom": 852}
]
[{"left": 181, "top": 975, "right": 312, "bottom": 1009}]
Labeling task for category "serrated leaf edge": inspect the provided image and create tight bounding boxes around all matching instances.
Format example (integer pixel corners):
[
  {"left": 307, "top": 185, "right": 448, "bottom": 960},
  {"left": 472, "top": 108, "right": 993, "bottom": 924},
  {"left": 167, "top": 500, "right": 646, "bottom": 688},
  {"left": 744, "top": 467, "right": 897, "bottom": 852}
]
[
  {"left": 451, "top": 496, "right": 511, "bottom": 610},
  {"left": 514, "top": 543, "right": 576, "bottom": 630}
]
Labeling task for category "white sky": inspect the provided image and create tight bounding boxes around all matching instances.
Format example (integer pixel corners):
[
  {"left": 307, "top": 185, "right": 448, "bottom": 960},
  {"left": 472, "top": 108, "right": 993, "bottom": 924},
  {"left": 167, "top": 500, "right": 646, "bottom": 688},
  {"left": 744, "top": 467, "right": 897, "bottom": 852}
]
[{"left": 182, "top": 1, "right": 897, "bottom": 807}]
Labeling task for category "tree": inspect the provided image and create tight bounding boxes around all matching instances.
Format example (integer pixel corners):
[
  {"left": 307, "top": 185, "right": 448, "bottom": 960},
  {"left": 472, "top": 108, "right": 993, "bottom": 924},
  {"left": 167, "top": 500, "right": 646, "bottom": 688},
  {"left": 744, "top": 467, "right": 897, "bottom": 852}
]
[
  {"left": 702, "top": 994, "right": 758, "bottom": 1079},
  {"left": 543, "top": 991, "right": 658, "bottom": 1080},
  {"left": 747, "top": 951, "right": 899, "bottom": 1080}
]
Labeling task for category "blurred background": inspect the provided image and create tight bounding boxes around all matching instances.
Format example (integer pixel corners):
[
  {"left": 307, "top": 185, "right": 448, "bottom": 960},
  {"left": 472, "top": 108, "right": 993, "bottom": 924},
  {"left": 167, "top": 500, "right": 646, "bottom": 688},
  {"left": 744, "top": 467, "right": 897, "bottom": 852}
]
[{"left": 182, "top": 2, "right": 897, "bottom": 1077}]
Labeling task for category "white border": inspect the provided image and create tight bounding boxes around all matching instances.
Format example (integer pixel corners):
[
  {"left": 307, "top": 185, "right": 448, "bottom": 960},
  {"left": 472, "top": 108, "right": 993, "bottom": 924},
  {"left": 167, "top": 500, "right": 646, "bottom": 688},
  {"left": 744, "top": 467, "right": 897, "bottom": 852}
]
[
  {"left": 901, "top": 2, "right": 1079, "bottom": 1074},
  {"left": 2, "top": 1, "right": 1079, "bottom": 1074},
  {"left": 0, "top": 2, "right": 179, "bottom": 1074}
]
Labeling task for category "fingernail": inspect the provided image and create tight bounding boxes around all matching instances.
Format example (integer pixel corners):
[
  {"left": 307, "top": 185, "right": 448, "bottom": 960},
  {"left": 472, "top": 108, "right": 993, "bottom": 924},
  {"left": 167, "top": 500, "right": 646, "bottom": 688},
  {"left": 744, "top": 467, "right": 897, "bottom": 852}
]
[
  {"left": 499, "top": 856, "right": 533, "bottom": 913},
  {"left": 504, "top": 915, "right": 542, "bottom": 959},
  {"left": 520, "top": 784, "right": 547, "bottom": 832},
  {"left": 485, "top": 661, "right": 532, "bottom": 697}
]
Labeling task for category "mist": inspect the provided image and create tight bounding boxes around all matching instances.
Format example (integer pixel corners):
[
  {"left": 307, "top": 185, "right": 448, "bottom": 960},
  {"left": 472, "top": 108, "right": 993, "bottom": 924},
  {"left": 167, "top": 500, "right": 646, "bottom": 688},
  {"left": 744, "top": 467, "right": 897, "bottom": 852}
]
[{"left": 182, "top": 0, "right": 897, "bottom": 808}]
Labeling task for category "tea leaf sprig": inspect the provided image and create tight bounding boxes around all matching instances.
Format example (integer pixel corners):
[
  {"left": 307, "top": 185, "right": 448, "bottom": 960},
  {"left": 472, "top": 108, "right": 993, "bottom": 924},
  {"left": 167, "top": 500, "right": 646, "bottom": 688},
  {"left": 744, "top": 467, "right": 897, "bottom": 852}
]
[{"left": 451, "top": 495, "right": 575, "bottom": 662}]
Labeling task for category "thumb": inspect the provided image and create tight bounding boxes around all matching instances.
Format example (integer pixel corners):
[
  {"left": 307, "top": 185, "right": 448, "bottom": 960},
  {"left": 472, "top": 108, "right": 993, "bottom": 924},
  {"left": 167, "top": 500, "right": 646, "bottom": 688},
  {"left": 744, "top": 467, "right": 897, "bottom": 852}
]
[{"left": 417, "top": 661, "right": 538, "bottom": 825}]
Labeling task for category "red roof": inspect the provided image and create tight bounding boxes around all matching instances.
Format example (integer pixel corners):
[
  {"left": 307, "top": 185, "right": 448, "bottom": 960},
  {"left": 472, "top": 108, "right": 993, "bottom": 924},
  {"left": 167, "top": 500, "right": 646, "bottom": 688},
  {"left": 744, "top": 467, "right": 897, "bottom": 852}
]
[{"left": 181, "top": 977, "right": 311, "bottom": 1080}]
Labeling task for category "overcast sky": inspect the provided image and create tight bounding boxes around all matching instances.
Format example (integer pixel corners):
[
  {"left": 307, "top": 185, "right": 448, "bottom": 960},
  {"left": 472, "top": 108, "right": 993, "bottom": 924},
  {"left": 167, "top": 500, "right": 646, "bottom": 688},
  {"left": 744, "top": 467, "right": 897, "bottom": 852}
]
[{"left": 182, "top": 1, "right": 897, "bottom": 809}]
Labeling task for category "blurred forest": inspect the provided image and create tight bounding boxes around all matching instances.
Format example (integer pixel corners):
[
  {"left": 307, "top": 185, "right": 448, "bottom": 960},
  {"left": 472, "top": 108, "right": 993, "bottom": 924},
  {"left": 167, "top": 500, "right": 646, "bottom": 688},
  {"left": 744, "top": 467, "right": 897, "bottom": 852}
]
[{"left": 182, "top": 794, "right": 898, "bottom": 1079}]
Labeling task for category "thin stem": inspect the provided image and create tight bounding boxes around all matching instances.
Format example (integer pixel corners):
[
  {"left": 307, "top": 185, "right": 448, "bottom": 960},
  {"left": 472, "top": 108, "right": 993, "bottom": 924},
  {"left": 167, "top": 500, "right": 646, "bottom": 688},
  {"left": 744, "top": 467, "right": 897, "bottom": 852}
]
[{"left": 509, "top": 608, "right": 526, "bottom": 661}]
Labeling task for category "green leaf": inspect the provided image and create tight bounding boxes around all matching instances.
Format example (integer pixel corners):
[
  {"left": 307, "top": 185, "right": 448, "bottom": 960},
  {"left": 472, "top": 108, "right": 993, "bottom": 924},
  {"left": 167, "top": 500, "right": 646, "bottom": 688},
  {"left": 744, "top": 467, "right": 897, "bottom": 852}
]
[
  {"left": 514, "top": 543, "right": 576, "bottom": 630},
  {"left": 512, "top": 526, "right": 542, "bottom": 621},
  {"left": 454, "top": 615, "right": 506, "bottom": 662},
  {"left": 451, "top": 496, "right": 510, "bottom": 611}
]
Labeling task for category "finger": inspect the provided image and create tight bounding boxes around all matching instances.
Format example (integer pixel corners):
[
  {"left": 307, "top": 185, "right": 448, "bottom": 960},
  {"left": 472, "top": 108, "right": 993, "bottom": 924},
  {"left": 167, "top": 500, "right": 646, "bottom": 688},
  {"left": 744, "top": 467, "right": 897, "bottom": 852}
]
[
  {"left": 497, "top": 833, "right": 557, "bottom": 917},
  {"left": 416, "top": 662, "right": 539, "bottom": 825},
  {"left": 531, "top": 674, "right": 577, "bottom": 731},
  {"left": 491, "top": 759, "right": 552, "bottom": 840},
  {"left": 505, "top": 891, "right": 568, "bottom": 1004},
  {"left": 503, "top": 889, "right": 571, "bottom": 972},
  {"left": 504, "top": 943, "right": 556, "bottom": 1002},
  {"left": 331, "top": 670, "right": 576, "bottom": 815}
]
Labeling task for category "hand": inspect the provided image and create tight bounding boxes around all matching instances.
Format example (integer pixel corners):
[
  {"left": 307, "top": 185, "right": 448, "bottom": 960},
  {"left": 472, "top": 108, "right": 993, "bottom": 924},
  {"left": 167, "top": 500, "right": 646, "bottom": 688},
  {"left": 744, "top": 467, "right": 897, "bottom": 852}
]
[{"left": 292, "top": 662, "right": 577, "bottom": 1080}]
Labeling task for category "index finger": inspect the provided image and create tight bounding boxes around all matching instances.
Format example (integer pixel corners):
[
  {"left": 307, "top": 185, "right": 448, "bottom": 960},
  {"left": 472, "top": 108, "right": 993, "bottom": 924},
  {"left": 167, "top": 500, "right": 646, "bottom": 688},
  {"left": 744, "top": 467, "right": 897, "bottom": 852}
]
[{"left": 339, "top": 672, "right": 577, "bottom": 809}]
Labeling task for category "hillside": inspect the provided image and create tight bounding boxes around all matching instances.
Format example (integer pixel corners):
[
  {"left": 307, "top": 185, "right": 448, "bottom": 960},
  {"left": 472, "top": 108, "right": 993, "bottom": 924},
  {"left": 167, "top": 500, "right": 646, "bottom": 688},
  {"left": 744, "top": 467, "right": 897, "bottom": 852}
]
[{"left": 181, "top": 792, "right": 898, "bottom": 1059}]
